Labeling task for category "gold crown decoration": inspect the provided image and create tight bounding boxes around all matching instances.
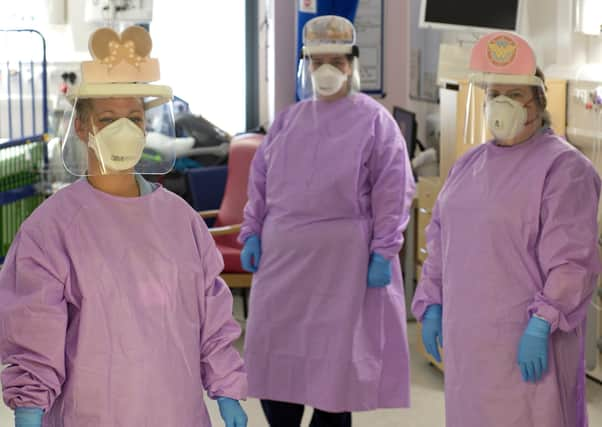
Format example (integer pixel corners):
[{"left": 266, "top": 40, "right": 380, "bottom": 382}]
[
  {"left": 81, "top": 26, "right": 160, "bottom": 84},
  {"left": 487, "top": 35, "right": 518, "bottom": 66}
]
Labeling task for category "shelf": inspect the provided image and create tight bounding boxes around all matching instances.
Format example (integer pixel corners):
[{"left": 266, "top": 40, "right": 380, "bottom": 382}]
[{"left": 587, "top": 363, "right": 602, "bottom": 384}]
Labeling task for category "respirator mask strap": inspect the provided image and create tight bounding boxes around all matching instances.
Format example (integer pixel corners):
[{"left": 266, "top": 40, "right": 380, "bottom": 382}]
[
  {"left": 522, "top": 97, "right": 540, "bottom": 127},
  {"left": 88, "top": 119, "right": 108, "bottom": 175}
]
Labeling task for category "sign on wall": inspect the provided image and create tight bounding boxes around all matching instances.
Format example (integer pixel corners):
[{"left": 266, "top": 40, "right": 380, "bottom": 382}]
[
  {"left": 356, "top": 0, "right": 384, "bottom": 95},
  {"left": 299, "top": 0, "right": 318, "bottom": 14},
  {"left": 409, "top": 0, "right": 440, "bottom": 102},
  {"left": 84, "top": 0, "right": 154, "bottom": 23}
]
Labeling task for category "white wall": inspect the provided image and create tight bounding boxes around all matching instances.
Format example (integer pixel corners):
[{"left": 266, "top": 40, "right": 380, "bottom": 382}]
[
  {"left": 0, "top": 0, "right": 96, "bottom": 62},
  {"left": 258, "top": 0, "right": 270, "bottom": 127},
  {"left": 379, "top": 0, "right": 410, "bottom": 112},
  {"left": 38, "top": 0, "right": 97, "bottom": 62},
  {"left": 268, "top": 0, "right": 297, "bottom": 121},
  {"left": 152, "top": 0, "right": 247, "bottom": 133},
  {"left": 521, "top": 0, "right": 602, "bottom": 79}
]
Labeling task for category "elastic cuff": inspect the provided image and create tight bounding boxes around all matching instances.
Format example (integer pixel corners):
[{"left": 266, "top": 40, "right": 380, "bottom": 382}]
[
  {"left": 208, "top": 388, "right": 247, "bottom": 401},
  {"left": 526, "top": 316, "right": 551, "bottom": 337},
  {"left": 528, "top": 303, "right": 560, "bottom": 333},
  {"left": 370, "top": 236, "right": 403, "bottom": 259},
  {"left": 412, "top": 298, "right": 440, "bottom": 322},
  {"left": 238, "top": 229, "right": 261, "bottom": 244},
  {"left": 370, "top": 248, "right": 397, "bottom": 261},
  {"left": 216, "top": 396, "right": 238, "bottom": 402},
  {"left": 370, "top": 252, "right": 389, "bottom": 262},
  {"left": 15, "top": 407, "right": 43, "bottom": 414}
]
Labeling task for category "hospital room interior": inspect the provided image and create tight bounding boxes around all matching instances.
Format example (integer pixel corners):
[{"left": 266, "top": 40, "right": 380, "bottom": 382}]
[{"left": 1, "top": 0, "right": 602, "bottom": 426}]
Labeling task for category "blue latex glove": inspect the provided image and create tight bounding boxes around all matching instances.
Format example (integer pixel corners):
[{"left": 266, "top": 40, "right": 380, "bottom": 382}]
[
  {"left": 421, "top": 304, "right": 443, "bottom": 363},
  {"left": 15, "top": 407, "right": 43, "bottom": 427},
  {"left": 217, "top": 397, "right": 248, "bottom": 427},
  {"left": 367, "top": 253, "right": 392, "bottom": 288},
  {"left": 517, "top": 316, "right": 551, "bottom": 383},
  {"left": 240, "top": 235, "right": 261, "bottom": 273}
]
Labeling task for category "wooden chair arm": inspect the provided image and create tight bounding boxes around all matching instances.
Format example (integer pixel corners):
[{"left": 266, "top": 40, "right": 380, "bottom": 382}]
[
  {"left": 208, "top": 224, "right": 242, "bottom": 236},
  {"left": 199, "top": 209, "right": 220, "bottom": 219}
]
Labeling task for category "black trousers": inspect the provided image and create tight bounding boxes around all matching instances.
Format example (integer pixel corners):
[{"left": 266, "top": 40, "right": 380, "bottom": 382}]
[{"left": 261, "top": 399, "right": 352, "bottom": 427}]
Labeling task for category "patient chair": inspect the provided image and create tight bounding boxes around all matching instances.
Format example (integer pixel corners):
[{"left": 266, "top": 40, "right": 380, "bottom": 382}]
[
  {"left": 187, "top": 166, "right": 228, "bottom": 227},
  {"left": 198, "top": 133, "right": 263, "bottom": 317}
]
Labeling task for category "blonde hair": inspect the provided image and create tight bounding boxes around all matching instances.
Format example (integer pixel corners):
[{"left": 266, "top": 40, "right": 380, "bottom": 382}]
[
  {"left": 75, "top": 99, "right": 94, "bottom": 122},
  {"left": 75, "top": 97, "right": 145, "bottom": 122}
]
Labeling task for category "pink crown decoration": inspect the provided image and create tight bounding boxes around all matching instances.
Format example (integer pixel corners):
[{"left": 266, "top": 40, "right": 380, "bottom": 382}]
[
  {"left": 470, "top": 32, "right": 536, "bottom": 76},
  {"left": 81, "top": 26, "right": 160, "bottom": 83}
]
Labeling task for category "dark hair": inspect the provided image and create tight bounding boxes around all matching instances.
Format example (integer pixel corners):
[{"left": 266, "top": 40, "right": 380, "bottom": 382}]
[
  {"left": 533, "top": 67, "right": 551, "bottom": 126},
  {"left": 533, "top": 67, "right": 547, "bottom": 110}
]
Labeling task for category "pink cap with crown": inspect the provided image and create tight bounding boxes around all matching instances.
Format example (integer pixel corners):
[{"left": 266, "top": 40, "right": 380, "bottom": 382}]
[{"left": 469, "top": 32, "right": 536, "bottom": 76}]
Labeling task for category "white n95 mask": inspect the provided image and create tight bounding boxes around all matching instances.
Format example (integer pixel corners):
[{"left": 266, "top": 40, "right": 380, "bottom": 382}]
[
  {"left": 485, "top": 95, "right": 529, "bottom": 141},
  {"left": 311, "top": 64, "right": 348, "bottom": 97},
  {"left": 88, "top": 117, "right": 145, "bottom": 173}
]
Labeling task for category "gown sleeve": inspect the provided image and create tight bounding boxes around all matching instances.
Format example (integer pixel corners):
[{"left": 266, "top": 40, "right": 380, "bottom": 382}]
[
  {"left": 528, "top": 151, "right": 602, "bottom": 333},
  {"left": 368, "top": 110, "right": 416, "bottom": 259},
  {"left": 239, "top": 112, "right": 286, "bottom": 243},
  {"left": 0, "top": 226, "right": 68, "bottom": 410},
  {"left": 196, "top": 219, "right": 248, "bottom": 399},
  {"left": 411, "top": 160, "right": 462, "bottom": 320},
  {"left": 411, "top": 200, "right": 444, "bottom": 321}
]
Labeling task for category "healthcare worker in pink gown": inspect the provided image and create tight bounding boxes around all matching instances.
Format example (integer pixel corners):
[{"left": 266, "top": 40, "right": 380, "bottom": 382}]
[
  {"left": 0, "top": 26, "right": 247, "bottom": 427},
  {"left": 239, "top": 16, "right": 415, "bottom": 427},
  {"left": 412, "top": 32, "right": 601, "bottom": 427}
]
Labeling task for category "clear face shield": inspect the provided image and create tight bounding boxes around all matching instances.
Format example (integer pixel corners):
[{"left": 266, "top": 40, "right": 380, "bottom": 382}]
[
  {"left": 464, "top": 74, "right": 544, "bottom": 146},
  {"left": 297, "top": 52, "right": 360, "bottom": 100},
  {"left": 61, "top": 93, "right": 176, "bottom": 176}
]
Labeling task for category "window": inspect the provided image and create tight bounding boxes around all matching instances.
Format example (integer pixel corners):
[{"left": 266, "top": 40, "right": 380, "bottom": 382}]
[
  {"left": 0, "top": 0, "right": 47, "bottom": 26},
  {"left": 151, "top": 1, "right": 247, "bottom": 134}
]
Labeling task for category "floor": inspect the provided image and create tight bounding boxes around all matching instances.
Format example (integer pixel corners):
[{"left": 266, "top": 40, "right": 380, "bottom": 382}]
[{"left": 1, "top": 295, "right": 601, "bottom": 426}]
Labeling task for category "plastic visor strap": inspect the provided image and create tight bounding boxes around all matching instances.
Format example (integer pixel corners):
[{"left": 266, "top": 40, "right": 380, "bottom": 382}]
[
  {"left": 90, "top": 122, "right": 107, "bottom": 175},
  {"left": 463, "top": 82, "right": 472, "bottom": 145},
  {"left": 521, "top": 97, "right": 539, "bottom": 127},
  {"left": 593, "top": 112, "right": 597, "bottom": 168},
  {"left": 594, "top": 109, "right": 602, "bottom": 169},
  {"left": 471, "top": 83, "right": 477, "bottom": 145},
  {"left": 480, "top": 90, "right": 486, "bottom": 143},
  {"left": 144, "top": 96, "right": 171, "bottom": 110}
]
